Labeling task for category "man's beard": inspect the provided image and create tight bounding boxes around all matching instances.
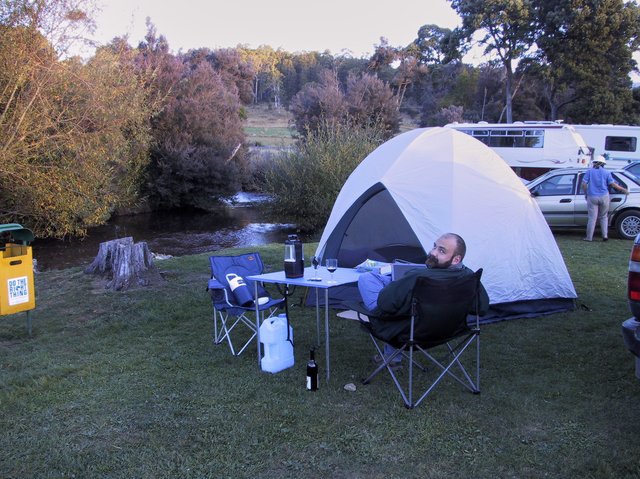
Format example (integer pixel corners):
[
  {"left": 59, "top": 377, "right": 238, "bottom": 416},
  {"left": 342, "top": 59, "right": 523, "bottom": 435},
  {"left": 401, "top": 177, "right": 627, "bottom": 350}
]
[{"left": 425, "top": 253, "right": 453, "bottom": 269}]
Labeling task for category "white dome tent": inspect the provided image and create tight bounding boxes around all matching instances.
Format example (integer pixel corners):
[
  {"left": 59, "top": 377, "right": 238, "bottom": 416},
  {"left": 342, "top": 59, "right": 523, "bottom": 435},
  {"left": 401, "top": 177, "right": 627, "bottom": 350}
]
[{"left": 314, "top": 127, "right": 577, "bottom": 321}]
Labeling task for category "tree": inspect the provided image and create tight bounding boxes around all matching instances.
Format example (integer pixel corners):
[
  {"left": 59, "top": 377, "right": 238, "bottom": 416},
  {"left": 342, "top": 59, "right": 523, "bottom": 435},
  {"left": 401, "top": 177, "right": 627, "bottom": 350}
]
[
  {"left": 289, "top": 69, "right": 347, "bottom": 135},
  {"left": 204, "top": 47, "right": 255, "bottom": 105},
  {"left": 532, "top": 0, "right": 640, "bottom": 122},
  {"left": 239, "top": 45, "right": 286, "bottom": 107},
  {"left": 449, "top": 0, "right": 537, "bottom": 123},
  {"left": 368, "top": 38, "right": 424, "bottom": 109},
  {"left": 146, "top": 56, "right": 247, "bottom": 209},
  {"left": 0, "top": 0, "right": 96, "bottom": 56},
  {"left": 412, "top": 24, "right": 464, "bottom": 64},
  {"left": 0, "top": 1, "right": 154, "bottom": 237},
  {"left": 345, "top": 73, "right": 401, "bottom": 134},
  {"left": 290, "top": 69, "right": 400, "bottom": 138}
]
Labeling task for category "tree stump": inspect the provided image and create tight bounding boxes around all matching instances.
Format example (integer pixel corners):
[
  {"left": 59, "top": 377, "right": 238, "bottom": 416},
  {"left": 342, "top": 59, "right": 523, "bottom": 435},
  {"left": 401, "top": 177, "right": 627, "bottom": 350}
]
[{"left": 84, "top": 237, "right": 164, "bottom": 290}]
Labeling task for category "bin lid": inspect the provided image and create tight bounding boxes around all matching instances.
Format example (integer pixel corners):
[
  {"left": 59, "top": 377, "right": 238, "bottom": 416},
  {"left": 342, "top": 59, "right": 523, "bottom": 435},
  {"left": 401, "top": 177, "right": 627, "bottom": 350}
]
[{"left": 0, "top": 223, "right": 34, "bottom": 245}]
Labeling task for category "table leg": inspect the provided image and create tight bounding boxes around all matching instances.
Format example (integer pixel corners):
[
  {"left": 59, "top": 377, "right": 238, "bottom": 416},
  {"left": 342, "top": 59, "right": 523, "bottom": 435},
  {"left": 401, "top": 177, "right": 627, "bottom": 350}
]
[
  {"left": 325, "top": 288, "right": 330, "bottom": 383},
  {"left": 254, "top": 282, "right": 261, "bottom": 368},
  {"left": 315, "top": 287, "right": 320, "bottom": 346}
]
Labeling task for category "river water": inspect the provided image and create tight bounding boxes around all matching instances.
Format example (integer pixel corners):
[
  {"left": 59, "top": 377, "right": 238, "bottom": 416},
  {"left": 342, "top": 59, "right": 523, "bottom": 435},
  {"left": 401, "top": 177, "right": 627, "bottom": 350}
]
[{"left": 31, "top": 193, "right": 319, "bottom": 271}]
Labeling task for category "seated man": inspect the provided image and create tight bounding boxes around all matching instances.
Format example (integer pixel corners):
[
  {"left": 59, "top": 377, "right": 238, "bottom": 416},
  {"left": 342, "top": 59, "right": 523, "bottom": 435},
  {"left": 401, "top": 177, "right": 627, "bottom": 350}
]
[{"left": 358, "top": 232, "right": 490, "bottom": 365}]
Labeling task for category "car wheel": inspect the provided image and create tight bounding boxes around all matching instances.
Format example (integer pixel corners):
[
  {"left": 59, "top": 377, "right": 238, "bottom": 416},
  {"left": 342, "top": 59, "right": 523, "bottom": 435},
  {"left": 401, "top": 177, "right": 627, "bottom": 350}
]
[{"left": 615, "top": 210, "right": 640, "bottom": 239}]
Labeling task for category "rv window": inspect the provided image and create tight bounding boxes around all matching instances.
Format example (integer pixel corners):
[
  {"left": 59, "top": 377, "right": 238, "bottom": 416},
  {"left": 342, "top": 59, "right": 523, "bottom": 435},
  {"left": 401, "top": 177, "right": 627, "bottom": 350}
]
[
  {"left": 459, "top": 129, "right": 490, "bottom": 145},
  {"left": 486, "top": 129, "right": 544, "bottom": 148},
  {"left": 605, "top": 136, "right": 637, "bottom": 152},
  {"left": 472, "top": 130, "right": 489, "bottom": 136}
]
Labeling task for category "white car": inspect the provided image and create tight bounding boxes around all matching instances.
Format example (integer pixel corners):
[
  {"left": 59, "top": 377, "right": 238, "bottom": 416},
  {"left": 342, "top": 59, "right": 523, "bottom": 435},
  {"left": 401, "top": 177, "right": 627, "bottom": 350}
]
[{"left": 527, "top": 168, "right": 640, "bottom": 239}]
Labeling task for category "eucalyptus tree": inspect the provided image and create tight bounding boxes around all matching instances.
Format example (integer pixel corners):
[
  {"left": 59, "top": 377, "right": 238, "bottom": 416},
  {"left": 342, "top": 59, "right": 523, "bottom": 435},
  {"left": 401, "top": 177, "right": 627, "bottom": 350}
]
[
  {"left": 532, "top": 0, "right": 640, "bottom": 123},
  {"left": 238, "top": 45, "right": 286, "bottom": 107},
  {"left": 412, "top": 24, "right": 465, "bottom": 64},
  {"left": 449, "top": 0, "right": 537, "bottom": 123},
  {"left": 367, "top": 37, "right": 424, "bottom": 109}
]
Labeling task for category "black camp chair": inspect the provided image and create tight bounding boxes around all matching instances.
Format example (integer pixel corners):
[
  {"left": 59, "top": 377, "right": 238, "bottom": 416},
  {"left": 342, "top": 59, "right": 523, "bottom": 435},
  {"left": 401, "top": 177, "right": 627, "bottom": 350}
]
[
  {"left": 207, "top": 253, "right": 285, "bottom": 356},
  {"left": 352, "top": 269, "right": 483, "bottom": 409}
]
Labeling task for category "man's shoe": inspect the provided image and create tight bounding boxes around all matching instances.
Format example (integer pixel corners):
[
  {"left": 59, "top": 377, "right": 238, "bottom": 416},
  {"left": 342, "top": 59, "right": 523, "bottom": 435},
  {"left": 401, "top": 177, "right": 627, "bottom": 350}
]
[{"left": 603, "top": 237, "right": 609, "bottom": 242}]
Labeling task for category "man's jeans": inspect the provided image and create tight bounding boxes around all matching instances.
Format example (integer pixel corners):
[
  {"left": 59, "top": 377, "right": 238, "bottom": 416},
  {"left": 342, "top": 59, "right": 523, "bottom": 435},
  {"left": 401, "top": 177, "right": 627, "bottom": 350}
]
[
  {"left": 357, "top": 271, "right": 391, "bottom": 311},
  {"left": 586, "top": 194, "right": 610, "bottom": 240},
  {"left": 357, "top": 271, "right": 399, "bottom": 361}
]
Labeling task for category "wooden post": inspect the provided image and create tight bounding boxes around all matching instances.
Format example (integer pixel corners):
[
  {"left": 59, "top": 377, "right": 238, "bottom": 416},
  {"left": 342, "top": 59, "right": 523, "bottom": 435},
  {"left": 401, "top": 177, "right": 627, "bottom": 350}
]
[{"left": 85, "top": 237, "right": 164, "bottom": 290}]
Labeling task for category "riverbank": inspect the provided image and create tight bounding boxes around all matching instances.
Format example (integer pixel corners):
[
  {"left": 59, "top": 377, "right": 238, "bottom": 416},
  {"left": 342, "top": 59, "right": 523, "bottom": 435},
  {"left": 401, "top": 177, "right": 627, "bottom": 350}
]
[
  {"left": 31, "top": 195, "right": 316, "bottom": 271},
  {"left": 1, "top": 236, "right": 638, "bottom": 478}
]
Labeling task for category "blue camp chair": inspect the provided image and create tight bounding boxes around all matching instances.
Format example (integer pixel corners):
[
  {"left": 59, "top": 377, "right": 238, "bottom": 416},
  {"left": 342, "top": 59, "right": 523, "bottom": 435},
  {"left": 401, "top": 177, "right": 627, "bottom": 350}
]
[{"left": 207, "top": 253, "right": 285, "bottom": 356}]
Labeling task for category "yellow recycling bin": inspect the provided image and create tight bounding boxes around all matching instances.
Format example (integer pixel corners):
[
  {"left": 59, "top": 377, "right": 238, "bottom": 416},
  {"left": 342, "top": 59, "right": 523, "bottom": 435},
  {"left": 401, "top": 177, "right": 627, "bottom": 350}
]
[{"left": 0, "top": 224, "right": 35, "bottom": 335}]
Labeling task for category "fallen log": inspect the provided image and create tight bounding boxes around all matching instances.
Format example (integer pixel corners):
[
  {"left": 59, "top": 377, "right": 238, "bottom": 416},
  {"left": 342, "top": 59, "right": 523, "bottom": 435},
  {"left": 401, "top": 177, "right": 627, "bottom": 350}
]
[{"left": 85, "top": 237, "right": 164, "bottom": 290}]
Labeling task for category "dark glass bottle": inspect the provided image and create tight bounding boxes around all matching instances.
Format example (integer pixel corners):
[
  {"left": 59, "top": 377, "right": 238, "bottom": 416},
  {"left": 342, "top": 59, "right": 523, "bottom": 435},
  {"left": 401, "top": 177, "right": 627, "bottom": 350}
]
[{"left": 306, "top": 349, "right": 318, "bottom": 391}]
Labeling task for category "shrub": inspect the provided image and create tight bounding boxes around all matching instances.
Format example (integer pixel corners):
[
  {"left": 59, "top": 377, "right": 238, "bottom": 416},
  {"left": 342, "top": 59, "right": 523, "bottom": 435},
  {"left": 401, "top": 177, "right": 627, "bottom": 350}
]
[
  {"left": 290, "top": 70, "right": 400, "bottom": 140},
  {"left": 262, "top": 121, "right": 384, "bottom": 231}
]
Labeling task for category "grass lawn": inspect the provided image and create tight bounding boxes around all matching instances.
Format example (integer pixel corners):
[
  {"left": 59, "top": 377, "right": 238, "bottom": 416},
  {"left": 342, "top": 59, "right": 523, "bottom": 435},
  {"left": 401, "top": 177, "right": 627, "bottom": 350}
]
[
  {"left": 243, "top": 104, "right": 421, "bottom": 147},
  {"left": 245, "top": 105, "right": 295, "bottom": 147},
  {"left": 1, "top": 234, "right": 639, "bottom": 478}
]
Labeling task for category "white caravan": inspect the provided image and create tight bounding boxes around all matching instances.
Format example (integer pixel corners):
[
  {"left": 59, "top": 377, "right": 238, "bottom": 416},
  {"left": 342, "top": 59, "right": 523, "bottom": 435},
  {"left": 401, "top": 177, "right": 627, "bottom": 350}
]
[
  {"left": 445, "top": 121, "right": 592, "bottom": 180},
  {"left": 569, "top": 124, "right": 640, "bottom": 168}
]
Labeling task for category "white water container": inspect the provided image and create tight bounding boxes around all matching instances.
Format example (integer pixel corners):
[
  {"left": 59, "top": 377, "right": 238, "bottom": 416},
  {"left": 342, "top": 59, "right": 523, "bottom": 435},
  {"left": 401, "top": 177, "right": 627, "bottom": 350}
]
[{"left": 260, "top": 313, "right": 294, "bottom": 373}]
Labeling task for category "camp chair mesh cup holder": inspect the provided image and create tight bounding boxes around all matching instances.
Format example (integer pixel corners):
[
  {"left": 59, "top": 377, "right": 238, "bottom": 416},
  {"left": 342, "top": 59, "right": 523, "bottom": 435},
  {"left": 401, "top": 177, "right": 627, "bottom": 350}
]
[
  {"left": 207, "top": 253, "right": 286, "bottom": 356},
  {"left": 354, "top": 269, "right": 483, "bottom": 409}
]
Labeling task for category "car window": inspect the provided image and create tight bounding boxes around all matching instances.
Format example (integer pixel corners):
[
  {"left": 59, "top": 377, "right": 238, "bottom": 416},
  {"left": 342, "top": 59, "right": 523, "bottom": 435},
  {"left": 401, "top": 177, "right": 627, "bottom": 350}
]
[
  {"left": 533, "top": 173, "right": 577, "bottom": 196},
  {"left": 612, "top": 173, "right": 629, "bottom": 194},
  {"left": 625, "top": 163, "right": 640, "bottom": 179}
]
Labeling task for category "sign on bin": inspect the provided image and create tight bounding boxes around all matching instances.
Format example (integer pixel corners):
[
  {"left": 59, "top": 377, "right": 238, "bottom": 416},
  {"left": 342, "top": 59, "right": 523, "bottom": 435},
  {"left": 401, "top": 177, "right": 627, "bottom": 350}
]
[
  {"left": 0, "top": 245, "right": 36, "bottom": 315},
  {"left": 8, "top": 275, "right": 29, "bottom": 306}
]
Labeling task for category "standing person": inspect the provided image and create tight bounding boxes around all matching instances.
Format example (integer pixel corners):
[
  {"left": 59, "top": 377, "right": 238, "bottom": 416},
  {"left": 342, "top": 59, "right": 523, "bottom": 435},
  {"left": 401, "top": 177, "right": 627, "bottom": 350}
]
[
  {"left": 582, "top": 156, "right": 628, "bottom": 242},
  {"left": 357, "top": 233, "right": 489, "bottom": 366}
]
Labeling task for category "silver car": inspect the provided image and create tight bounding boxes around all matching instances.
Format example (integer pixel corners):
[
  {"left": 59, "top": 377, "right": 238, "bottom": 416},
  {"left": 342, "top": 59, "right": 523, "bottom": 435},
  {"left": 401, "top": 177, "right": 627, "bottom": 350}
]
[{"left": 528, "top": 168, "right": 640, "bottom": 239}]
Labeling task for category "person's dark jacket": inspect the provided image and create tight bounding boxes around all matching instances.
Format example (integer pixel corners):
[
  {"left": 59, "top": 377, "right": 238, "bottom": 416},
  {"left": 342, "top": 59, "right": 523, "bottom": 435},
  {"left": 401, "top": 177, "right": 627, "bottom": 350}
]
[{"left": 370, "top": 265, "right": 489, "bottom": 343}]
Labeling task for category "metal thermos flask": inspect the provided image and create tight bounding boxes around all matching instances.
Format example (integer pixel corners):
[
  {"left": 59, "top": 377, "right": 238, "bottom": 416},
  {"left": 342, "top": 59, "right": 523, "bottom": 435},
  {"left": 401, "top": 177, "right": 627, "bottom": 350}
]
[{"left": 284, "top": 234, "right": 304, "bottom": 278}]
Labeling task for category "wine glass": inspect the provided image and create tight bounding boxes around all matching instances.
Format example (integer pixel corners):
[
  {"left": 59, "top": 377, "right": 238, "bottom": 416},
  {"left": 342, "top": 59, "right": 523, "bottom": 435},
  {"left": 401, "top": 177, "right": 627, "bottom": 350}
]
[
  {"left": 309, "top": 255, "right": 321, "bottom": 281},
  {"left": 326, "top": 258, "right": 338, "bottom": 284}
]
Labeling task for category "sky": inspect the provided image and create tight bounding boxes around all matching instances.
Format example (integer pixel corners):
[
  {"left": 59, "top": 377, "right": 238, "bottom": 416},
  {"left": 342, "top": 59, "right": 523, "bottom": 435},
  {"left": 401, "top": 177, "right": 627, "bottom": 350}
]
[
  {"left": 88, "top": 0, "right": 638, "bottom": 82},
  {"left": 90, "top": 0, "right": 463, "bottom": 58}
]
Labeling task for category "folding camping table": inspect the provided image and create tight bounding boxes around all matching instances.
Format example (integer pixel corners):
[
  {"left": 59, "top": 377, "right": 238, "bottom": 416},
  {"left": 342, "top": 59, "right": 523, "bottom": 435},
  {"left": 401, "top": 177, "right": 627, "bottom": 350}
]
[{"left": 247, "top": 266, "right": 362, "bottom": 383}]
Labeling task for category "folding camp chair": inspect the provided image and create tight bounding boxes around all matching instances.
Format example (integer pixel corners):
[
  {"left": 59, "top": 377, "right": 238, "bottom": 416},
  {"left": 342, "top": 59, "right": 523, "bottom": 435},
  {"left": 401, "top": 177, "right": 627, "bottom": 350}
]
[
  {"left": 352, "top": 269, "right": 483, "bottom": 409},
  {"left": 207, "top": 253, "right": 285, "bottom": 356}
]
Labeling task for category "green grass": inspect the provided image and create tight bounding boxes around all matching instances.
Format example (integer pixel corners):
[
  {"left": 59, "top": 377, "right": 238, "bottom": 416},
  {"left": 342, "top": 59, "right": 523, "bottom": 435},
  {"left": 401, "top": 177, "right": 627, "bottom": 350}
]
[
  {"left": 1, "top": 236, "right": 639, "bottom": 478},
  {"left": 244, "top": 105, "right": 295, "bottom": 147}
]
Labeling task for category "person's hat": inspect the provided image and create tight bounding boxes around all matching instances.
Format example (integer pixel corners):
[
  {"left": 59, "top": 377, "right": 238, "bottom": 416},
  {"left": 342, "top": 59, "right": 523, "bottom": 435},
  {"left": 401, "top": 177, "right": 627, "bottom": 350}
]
[{"left": 594, "top": 155, "right": 607, "bottom": 164}]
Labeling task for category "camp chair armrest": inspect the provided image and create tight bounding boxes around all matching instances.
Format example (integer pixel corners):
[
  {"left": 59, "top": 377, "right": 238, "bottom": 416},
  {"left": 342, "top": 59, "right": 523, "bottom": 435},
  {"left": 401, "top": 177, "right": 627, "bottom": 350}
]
[
  {"left": 207, "top": 279, "right": 234, "bottom": 306},
  {"left": 207, "top": 278, "right": 225, "bottom": 291}
]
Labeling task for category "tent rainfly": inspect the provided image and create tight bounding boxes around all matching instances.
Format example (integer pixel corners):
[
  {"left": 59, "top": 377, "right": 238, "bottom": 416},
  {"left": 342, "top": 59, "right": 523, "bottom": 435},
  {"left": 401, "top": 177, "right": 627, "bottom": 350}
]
[{"left": 314, "top": 127, "right": 577, "bottom": 321}]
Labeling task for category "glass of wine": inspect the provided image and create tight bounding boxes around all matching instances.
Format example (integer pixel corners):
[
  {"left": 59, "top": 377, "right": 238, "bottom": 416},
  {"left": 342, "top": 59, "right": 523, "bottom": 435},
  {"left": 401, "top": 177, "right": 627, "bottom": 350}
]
[
  {"left": 309, "top": 255, "right": 321, "bottom": 281},
  {"left": 326, "top": 258, "right": 338, "bottom": 284}
]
